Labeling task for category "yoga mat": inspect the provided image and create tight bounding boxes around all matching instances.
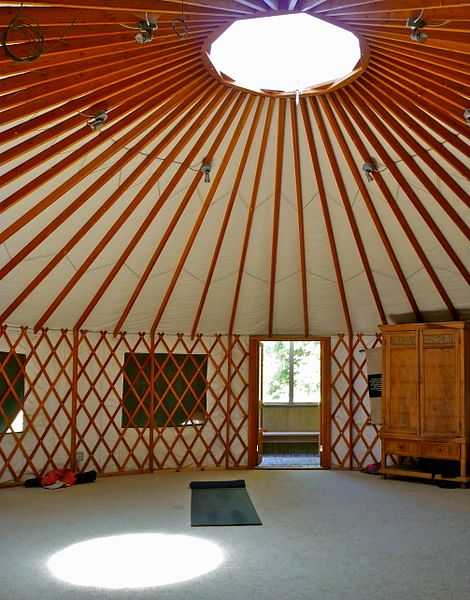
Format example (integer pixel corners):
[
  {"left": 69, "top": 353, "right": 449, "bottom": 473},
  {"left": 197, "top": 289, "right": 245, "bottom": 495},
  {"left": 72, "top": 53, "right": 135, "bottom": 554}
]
[{"left": 190, "top": 480, "right": 262, "bottom": 526}]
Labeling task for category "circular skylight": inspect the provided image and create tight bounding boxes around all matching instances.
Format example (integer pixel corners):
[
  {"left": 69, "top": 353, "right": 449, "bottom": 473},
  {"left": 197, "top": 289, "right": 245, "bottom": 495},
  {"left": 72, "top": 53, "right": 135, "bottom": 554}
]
[{"left": 207, "top": 13, "right": 362, "bottom": 95}]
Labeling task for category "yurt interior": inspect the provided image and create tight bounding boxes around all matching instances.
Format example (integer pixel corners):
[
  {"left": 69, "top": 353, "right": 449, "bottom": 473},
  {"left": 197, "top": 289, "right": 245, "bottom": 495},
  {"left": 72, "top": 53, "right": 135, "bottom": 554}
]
[{"left": 0, "top": 1, "right": 469, "bottom": 599}]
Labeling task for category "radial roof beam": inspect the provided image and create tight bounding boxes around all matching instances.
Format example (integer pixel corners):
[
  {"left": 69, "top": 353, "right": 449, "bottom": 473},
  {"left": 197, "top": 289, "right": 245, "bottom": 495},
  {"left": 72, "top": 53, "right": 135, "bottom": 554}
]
[
  {"left": 289, "top": 99, "right": 310, "bottom": 336},
  {"left": 148, "top": 93, "right": 254, "bottom": 335},
  {"left": 312, "top": 95, "right": 387, "bottom": 326},
  {"left": 0, "top": 47, "right": 202, "bottom": 166},
  {"left": 342, "top": 87, "right": 469, "bottom": 286},
  {"left": 337, "top": 87, "right": 462, "bottom": 319},
  {"left": 0, "top": 63, "right": 208, "bottom": 240},
  {"left": 326, "top": 94, "right": 422, "bottom": 322},
  {"left": 300, "top": 98, "right": 353, "bottom": 336},
  {"left": 363, "top": 69, "right": 470, "bottom": 158},
  {"left": 72, "top": 88, "right": 240, "bottom": 332},
  {"left": 190, "top": 96, "right": 265, "bottom": 338},
  {"left": 116, "top": 93, "right": 254, "bottom": 334},
  {"left": 0, "top": 40, "right": 201, "bottom": 118},
  {"left": 360, "top": 76, "right": 470, "bottom": 181},
  {"left": 0, "top": 63, "right": 208, "bottom": 214},
  {"left": 6, "top": 1, "right": 251, "bottom": 17},
  {"left": 32, "top": 84, "right": 231, "bottom": 332},
  {"left": 229, "top": 98, "right": 276, "bottom": 335},
  {"left": 268, "top": 99, "right": 286, "bottom": 336},
  {"left": 354, "top": 80, "right": 470, "bottom": 217},
  {"left": 0, "top": 79, "right": 214, "bottom": 325}
]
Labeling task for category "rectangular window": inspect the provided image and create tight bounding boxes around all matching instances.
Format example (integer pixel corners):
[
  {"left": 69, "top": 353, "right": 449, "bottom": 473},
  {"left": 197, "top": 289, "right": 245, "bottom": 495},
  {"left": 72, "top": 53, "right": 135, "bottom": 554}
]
[
  {"left": 0, "top": 351, "right": 26, "bottom": 434},
  {"left": 262, "top": 341, "right": 321, "bottom": 404},
  {"left": 122, "top": 353, "right": 208, "bottom": 427}
]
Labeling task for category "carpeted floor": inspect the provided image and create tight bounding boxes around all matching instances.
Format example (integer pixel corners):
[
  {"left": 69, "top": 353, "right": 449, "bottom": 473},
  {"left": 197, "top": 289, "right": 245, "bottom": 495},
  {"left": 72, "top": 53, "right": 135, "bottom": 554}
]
[{"left": 1, "top": 469, "right": 469, "bottom": 600}]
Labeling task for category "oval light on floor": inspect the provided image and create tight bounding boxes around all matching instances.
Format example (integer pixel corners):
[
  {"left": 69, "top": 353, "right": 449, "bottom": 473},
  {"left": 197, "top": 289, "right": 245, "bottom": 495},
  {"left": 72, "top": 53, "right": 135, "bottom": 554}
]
[{"left": 47, "top": 533, "right": 224, "bottom": 589}]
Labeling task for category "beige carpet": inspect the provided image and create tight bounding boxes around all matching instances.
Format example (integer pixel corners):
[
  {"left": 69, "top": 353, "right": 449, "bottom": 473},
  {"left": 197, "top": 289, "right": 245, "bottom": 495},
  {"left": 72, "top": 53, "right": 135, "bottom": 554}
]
[{"left": 1, "top": 469, "right": 469, "bottom": 599}]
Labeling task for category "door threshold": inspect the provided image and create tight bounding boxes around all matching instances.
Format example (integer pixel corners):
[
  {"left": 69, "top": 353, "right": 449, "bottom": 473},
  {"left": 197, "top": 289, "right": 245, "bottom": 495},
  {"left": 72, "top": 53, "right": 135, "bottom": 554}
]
[
  {"left": 257, "top": 454, "right": 321, "bottom": 469},
  {"left": 257, "top": 464, "right": 323, "bottom": 470}
]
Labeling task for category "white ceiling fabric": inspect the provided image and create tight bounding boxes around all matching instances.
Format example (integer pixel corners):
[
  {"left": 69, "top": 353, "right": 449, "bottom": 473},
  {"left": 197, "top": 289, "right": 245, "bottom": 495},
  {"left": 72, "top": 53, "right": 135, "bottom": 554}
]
[{"left": 0, "top": 1, "right": 469, "bottom": 336}]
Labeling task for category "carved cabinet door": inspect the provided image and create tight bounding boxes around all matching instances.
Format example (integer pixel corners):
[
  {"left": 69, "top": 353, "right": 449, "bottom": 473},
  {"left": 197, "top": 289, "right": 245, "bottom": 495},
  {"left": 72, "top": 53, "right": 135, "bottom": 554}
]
[
  {"left": 420, "top": 329, "right": 461, "bottom": 438},
  {"left": 383, "top": 331, "right": 419, "bottom": 436}
]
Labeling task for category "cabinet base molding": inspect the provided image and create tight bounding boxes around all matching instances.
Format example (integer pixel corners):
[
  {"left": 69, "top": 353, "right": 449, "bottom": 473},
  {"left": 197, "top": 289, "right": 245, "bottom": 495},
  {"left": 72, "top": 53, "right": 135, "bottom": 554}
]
[{"left": 380, "top": 465, "right": 469, "bottom": 487}]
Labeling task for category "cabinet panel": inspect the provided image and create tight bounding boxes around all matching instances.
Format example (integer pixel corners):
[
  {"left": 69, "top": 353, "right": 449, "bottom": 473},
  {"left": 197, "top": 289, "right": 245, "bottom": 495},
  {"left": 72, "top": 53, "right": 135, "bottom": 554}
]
[
  {"left": 421, "top": 332, "right": 460, "bottom": 437},
  {"left": 420, "top": 441, "right": 460, "bottom": 459},
  {"left": 383, "top": 439, "right": 421, "bottom": 455},
  {"left": 383, "top": 333, "right": 419, "bottom": 435}
]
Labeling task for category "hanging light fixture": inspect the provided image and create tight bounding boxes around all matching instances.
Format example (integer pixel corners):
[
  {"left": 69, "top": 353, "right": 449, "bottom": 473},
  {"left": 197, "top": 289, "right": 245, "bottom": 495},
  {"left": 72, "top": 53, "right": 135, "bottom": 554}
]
[
  {"left": 406, "top": 10, "right": 450, "bottom": 43},
  {"left": 362, "top": 162, "right": 376, "bottom": 182},
  {"left": 80, "top": 109, "right": 108, "bottom": 131},
  {"left": 200, "top": 159, "right": 212, "bottom": 183},
  {"left": 121, "top": 13, "right": 158, "bottom": 44},
  {"left": 406, "top": 13, "right": 428, "bottom": 42}
]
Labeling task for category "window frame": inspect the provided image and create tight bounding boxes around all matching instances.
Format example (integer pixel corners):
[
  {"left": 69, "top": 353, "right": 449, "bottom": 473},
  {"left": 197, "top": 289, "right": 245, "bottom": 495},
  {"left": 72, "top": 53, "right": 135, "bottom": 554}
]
[
  {"left": 121, "top": 352, "right": 208, "bottom": 429},
  {"left": 261, "top": 340, "right": 322, "bottom": 406},
  {"left": 0, "top": 350, "right": 26, "bottom": 435}
]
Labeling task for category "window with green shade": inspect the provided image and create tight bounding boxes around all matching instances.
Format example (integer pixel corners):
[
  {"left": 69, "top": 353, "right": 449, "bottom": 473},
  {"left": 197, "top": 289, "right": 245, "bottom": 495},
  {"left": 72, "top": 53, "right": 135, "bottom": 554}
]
[
  {"left": 0, "top": 351, "right": 26, "bottom": 434},
  {"left": 121, "top": 353, "right": 208, "bottom": 428}
]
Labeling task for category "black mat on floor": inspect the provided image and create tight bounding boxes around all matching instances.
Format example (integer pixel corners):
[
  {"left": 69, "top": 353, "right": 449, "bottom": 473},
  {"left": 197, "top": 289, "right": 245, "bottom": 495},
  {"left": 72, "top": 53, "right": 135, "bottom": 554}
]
[{"left": 190, "top": 480, "right": 262, "bottom": 527}]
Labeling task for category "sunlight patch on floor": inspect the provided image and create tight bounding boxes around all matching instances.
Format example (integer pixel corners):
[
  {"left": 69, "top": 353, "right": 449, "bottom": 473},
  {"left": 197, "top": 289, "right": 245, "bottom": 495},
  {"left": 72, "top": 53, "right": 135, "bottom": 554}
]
[{"left": 47, "top": 533, "right": 224, "bottom": 589}]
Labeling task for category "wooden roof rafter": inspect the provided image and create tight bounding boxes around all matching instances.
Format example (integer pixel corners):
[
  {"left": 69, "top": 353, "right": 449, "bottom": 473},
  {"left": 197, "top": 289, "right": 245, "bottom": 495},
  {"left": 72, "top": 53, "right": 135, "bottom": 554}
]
[
  {"left": 300, "top": 97, "right": 353, "bottom": 336},
  {"left": 190, "top": 95, "right": 265, "bottom": 338},
  {"left": 0, "top": 42, "right": 204, "bottom": 131},
  {"left": 361, "top": 70, "right": 470, "bottom": 161},
  {"left": 340, "top": 89, "right": 458, "bottom": 319},
  {"left": 341, "top": 87, "right": 468, "bottom": 291},
  {"left": 0, "top": 78, "right": 217, "bottom": 325},
  {"left": 312, "top": 95, "right": 387, "bottom": 326},
  {"left": 366, "top": 45, "right": 468, "bottom": 89},
  {"left": 326, "top": 94, "right": 422, "bottom": 322},
  {"left": 335, "top": 87, "right": 462, "bottom": 321},
  {"left": 148, "top": 93, "right": 254, "bottom": 336},
  {"left": 0, "top": 49, "right": 203, "bottom": 167},
  {"left": 0, "top": 40, "right": 196, "bottom": 97},
  {"left": 289, "top": 98, "right": 310, "bottom": 336},
  {"left": 34, "top": 85, "right": 235, "bottom": 332},
  {"left": 313, "top": 0, "right": 470, "bottom": 17},
  {"left": 228, "top": 97, "right": 276, "bottom": 335},
  {"left": 353, "top": 80, "right": 470, "bottom": 214},
  {"left": 357, "top": 26, "right": 469, "bottom": 55},
  {"left": 369, "top": 54, "right": 468, "bottom": 109},
  {"left": 0, "top": 0, "right": 252, "bottom": 17},
  {"left": 362, "top": 66, "right": 469, "bottom": 138},
  {"left": 0, "top": 0, "right": 468, "bottom": 335},
  {"left": 268, "top": 98, "right": 286, "bottom": 336},
  {"left": 357, "top": 77, "right": 470, "bottom": 182},
  {"left": 362, "top": 34, "right": 470, "bottom": 68},
  {"left": 115, "top": 93, "right": 256, "bottom": 335},
  {"left": 0, "top": 61, "right": 209, "bottom": 218}
]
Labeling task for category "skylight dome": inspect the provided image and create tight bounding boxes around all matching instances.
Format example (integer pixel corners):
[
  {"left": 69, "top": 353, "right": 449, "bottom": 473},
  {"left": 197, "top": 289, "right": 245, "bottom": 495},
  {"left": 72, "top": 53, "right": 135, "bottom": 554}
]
[{"left": 207, "top": 13, "right": 363, "bottom": 95}]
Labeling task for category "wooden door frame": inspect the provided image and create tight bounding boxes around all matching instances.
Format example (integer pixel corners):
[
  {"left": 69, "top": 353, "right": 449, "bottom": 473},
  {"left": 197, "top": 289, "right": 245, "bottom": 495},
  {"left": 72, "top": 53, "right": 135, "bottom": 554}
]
[{"left": 247, "top": 335, "right": 331, "bottom": 468}]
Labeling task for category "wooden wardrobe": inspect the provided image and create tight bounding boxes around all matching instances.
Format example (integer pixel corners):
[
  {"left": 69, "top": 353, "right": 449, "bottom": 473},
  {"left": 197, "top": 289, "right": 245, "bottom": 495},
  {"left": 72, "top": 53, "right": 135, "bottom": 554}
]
[{"left": 380, "top": 322, "right": 469, "bottom": 486}]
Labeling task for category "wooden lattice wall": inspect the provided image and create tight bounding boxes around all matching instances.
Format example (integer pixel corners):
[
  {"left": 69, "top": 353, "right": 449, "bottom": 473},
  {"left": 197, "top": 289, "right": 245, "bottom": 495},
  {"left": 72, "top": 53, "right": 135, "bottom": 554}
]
[
  {"left": 330, "top": 333, "right": 382, "bottom": 470},
  {"left": 0, "top": 326, "right": 380, "bottom": 486}
]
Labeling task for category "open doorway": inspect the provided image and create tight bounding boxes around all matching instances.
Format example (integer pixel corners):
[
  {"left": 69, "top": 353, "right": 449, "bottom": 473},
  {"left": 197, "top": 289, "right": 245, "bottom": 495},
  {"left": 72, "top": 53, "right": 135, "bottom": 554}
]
[{"left": 248, "top": 337, "right": 330, "bottom": 469}]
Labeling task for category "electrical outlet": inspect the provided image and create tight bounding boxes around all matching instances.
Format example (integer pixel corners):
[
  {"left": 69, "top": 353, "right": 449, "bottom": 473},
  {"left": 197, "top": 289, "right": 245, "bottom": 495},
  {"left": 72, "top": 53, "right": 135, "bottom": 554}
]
[{"left": 76, "top": 451, "right": 84, "bottom": 462}]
